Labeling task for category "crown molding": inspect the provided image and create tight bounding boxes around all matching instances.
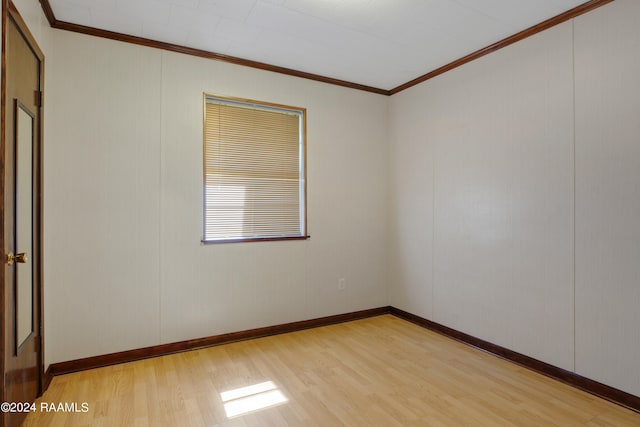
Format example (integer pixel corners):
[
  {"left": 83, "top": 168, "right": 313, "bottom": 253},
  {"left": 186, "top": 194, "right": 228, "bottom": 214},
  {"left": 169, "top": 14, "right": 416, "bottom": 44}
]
[
  {"left": 389, "top": 0, "right": 614, "bottom": 94},
  {"left": 38, "top": 0, "right": 613, "bottom": 95}
]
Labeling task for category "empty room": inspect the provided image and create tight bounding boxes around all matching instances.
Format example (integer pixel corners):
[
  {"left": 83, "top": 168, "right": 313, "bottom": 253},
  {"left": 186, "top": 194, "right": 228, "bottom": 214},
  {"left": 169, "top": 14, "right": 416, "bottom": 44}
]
[{"left": 1, "top": 0, "right": 640, "bottom": 425}]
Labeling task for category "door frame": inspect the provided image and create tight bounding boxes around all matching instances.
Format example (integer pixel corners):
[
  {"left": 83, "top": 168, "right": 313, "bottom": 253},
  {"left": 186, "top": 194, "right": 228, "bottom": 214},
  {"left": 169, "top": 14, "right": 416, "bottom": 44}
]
[{"left": 1, "top": 0, "right": 46, "bottom": 408}]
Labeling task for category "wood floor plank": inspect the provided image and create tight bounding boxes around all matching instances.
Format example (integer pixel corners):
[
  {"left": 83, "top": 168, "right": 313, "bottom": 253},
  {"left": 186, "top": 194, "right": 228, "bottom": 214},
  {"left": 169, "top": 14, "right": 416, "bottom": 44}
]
[{"left": 24, "top": 315, "right": 640, "bottom": 426}]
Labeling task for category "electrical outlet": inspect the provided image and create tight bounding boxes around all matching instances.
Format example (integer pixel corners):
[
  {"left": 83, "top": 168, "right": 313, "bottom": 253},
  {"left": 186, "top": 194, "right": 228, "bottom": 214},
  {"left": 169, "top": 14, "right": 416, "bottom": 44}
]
[{"left": 338, "top": 278, "right": 346, "bottom": 291}]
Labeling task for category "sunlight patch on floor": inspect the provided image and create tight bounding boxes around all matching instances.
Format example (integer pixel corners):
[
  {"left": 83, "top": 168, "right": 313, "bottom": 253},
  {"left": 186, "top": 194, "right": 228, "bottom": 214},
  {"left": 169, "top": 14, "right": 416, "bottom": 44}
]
[{"left": 221, "top": 381, "right": 288, "bottom": 418}]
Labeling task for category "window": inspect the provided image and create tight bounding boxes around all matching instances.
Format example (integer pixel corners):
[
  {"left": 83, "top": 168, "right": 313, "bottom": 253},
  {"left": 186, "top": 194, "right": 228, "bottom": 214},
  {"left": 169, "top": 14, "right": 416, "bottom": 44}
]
[{"left": 203, "top": 94, "right": 307, "bottom": 243}]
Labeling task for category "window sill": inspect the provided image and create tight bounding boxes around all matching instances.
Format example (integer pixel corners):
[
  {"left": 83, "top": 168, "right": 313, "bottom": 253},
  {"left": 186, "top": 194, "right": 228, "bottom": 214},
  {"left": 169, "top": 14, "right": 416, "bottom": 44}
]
[{"left": 201, "top": 235, "right": 310, "bottom": 245}]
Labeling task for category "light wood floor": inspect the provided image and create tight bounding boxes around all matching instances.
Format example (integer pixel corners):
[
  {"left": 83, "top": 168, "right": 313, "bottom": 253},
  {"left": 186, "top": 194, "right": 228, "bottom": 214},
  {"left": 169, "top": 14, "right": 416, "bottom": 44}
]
[{"left": 25, "top": 315, "right": 640, "bottom": 426}]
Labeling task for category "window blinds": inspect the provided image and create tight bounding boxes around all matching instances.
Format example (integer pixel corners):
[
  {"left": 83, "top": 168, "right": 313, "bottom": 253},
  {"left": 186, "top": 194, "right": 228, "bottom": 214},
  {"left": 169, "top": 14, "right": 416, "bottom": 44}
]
[{"left": 204, "top": 97, "right": 306, "bottom": 242}]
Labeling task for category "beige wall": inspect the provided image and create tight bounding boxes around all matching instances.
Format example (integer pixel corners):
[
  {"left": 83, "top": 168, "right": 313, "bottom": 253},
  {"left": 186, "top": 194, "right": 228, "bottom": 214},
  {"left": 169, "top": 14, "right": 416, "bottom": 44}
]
[
  {"left": 13, "top": 0, "right": 50, "bottom": 50},
  {"left": 11, "top": 0, "right": 640, "bottom": 399},
  {"left": 574, "top": 0, "right": 640, "bottom": 396},
  {"left": 43, "top": 31, "right": 389, "bottom": 365},
  {"left": 389, "top": 0, "right": 640, "bottom": 396},
  {"left": 389, "top": 21, "right": 575, "bottom": 371}
]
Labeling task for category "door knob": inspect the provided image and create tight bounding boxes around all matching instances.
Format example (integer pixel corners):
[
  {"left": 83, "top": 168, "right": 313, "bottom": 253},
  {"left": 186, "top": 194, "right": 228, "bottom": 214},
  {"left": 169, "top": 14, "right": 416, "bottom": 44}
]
[{"left": 6, "top": 252, "right": 28, "bottom": 265}]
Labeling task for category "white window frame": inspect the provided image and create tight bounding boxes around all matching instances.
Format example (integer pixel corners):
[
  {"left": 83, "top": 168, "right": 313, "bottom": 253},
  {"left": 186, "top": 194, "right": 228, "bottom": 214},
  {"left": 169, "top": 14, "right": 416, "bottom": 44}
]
[{"left": 202, "top": 94, "right": 308, "bottom": 243}]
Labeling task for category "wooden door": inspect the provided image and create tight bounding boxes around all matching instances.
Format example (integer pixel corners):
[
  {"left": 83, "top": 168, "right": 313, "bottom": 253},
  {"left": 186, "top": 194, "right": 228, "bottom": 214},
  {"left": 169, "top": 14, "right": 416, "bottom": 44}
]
[{"left": 1, "top": 5, "right": 44, "bottom": 427}]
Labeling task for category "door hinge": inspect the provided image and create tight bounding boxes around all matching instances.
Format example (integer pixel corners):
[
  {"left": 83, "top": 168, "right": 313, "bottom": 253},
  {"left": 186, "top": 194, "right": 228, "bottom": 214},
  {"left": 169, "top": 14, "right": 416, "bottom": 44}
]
[
  {"left": 35, "top": 90, "right": 43, "bottom": 107},
  {"left": 35, "top": 335, "right": 41, "bottom": 353}
]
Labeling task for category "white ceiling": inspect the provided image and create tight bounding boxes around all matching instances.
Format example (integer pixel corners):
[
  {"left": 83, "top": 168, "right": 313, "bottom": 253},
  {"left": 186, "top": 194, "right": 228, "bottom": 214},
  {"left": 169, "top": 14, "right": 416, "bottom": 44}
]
[{"left": 48, "top": 0, "right": 587, "bottom": 91}]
